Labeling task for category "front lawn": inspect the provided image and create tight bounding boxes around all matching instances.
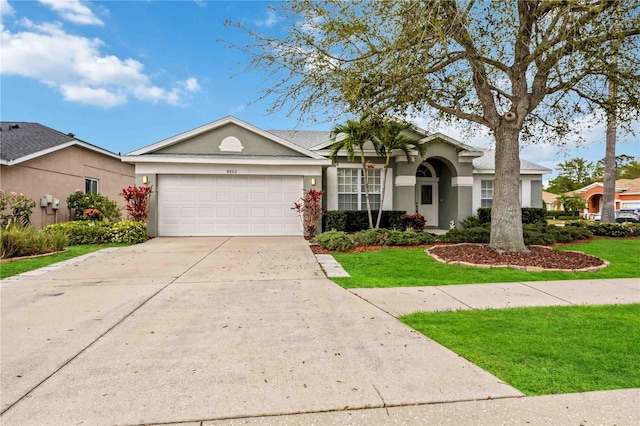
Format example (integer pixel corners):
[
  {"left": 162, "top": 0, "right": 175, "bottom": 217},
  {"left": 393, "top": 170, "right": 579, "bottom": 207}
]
[
  {"left": 401, "top": 304, "right": 640, "bottom": 395},
  {"left": 331, "top": 238, "right": 640, "bottom": 288},
  {"left": 0, "top": 244, "right": 125, "bottom": 279}
]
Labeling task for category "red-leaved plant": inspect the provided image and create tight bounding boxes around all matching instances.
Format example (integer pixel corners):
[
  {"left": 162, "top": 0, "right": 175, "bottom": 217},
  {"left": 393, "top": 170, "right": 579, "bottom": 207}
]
[
  {"left": 121, "top": 185, "right": 153, "bottom": 222},
  {"left": 292, "top": 188, "right": 325, "bottom": 238}
]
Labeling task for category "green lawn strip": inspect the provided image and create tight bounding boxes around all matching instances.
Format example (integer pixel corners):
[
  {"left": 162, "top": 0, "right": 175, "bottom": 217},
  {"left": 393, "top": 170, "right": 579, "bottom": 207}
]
[
  {"left": 0, "top": 244, "right": 126, "bottom": 279},
  {"left": 331, "top": 238, "right": 640, "bottom": 288},
  {"left": 400, "top": 304, "right": 640, "bottom": 396}
]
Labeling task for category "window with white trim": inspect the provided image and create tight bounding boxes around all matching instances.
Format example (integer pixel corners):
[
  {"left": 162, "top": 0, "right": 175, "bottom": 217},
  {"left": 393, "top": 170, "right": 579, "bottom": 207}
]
[
  {"left": 480, "top": 180, "right": 493, "bottom": 208},
  {"left": 338, "top": 168, "right": 381, "bottom": 211},
  {"left": 85, "top": 178, "right": 99, "bottom": 194}
]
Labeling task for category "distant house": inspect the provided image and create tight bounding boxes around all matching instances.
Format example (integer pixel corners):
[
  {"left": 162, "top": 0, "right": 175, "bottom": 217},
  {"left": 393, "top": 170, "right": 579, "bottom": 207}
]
[
  {"left": 542, "top": 191, "right": 561, "bottom": 211},
  {"left": 123, "top": 116, "right": 551, "bottom": 237},
  {"left": 573, "top": 177, "right": 640, "bottom": 218},
  {"left": 0, "top": 122, "right": 134, "bottom": 228}
]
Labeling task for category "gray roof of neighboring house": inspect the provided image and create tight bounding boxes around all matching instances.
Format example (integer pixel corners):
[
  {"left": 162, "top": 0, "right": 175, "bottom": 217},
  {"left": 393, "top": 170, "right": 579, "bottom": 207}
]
[
  {"left": 0, "top": 122, "right": 76, "bottom": 161},
  {"left": 0, "top": 122, "right": 119, "bottom": 163},
  {"left": 268, "top": 130, "right": 331, "bottom": 150},
  {"left": 473, "top": 149, "right": 552, "bottom": 173}
]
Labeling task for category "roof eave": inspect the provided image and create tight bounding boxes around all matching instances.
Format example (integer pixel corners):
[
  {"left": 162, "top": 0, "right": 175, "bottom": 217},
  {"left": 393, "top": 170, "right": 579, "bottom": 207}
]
[
  {"left": 3, "top": 140, "right": 121, "bottom": 165},
  {"left": 121, "top": 155, "right": 332, "bottom": 166}
]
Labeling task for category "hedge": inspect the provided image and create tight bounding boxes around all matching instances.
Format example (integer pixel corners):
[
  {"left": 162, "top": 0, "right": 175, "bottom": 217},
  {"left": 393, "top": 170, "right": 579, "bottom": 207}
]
[
  {"left": 477, "top": 207, "right": 546, "bottom": 224},
  {"left": 566, "top": 220, "right": 640, "bottom": 237},
  {"left": 312, "top": 228, "right": 436, "bottom": 251},
  {"left": 440, "top": 222, "right": 593, "bottom": 245},
  {"left": 44, "top": 220, "right": 148, "bottom": 245},
  {"left": 324, "top": 210, "right": 406, "bottom": 232}
]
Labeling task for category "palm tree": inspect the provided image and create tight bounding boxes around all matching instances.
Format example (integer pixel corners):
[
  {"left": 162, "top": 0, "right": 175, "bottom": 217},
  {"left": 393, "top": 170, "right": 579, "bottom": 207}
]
[
  {"left": 329, "top": 119, "right": 378, "bottom": 229},
  {"left": 371, "top": 120, "right": 427, "bottom": 229}
]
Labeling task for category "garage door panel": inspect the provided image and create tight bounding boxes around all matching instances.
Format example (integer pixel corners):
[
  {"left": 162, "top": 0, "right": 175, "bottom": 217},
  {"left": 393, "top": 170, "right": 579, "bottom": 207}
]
[{"left": 158, "top": 175, "right": 303, "bottom": 236}]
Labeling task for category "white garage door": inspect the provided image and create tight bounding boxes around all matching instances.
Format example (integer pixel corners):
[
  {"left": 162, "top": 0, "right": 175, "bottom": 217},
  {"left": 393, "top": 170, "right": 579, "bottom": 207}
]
[{"left": 158, "top": 175, "right": 303, "bottom": 236}]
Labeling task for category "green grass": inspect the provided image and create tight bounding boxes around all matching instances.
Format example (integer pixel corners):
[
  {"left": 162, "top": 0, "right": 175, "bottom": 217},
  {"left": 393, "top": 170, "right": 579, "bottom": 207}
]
[
  {"left": 401, "top": 304, "right": 640, "bottom": 395},
  {"left": 331, "top": 238, "right": 640, "bottom": 288},
  {"left": 0, "top": 244, "right": 125, "bottom": 279}
]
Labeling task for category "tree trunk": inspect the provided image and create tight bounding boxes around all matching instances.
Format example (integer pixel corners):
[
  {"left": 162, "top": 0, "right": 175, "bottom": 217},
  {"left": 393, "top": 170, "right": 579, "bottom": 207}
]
[
  {"left": 360, "top": 149, "right": 374, "bottom": 229},
  {"left": 490, "top": 124, "right": 526, "bottom": 252},
  {"left": 601, "top": 68, "right": 617, "bottom": 223},
  {"left": 375, "top": 155, "right": 391, "bottom": 229}
]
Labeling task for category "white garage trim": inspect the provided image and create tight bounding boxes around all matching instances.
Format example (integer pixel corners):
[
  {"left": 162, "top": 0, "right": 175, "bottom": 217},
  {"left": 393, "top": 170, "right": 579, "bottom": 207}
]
[
  {"left": 136, "top": 163, "right": 323, "bottom": 176},
  {"left": 158, "top": 175, "right": 303, "bottom": 237}
]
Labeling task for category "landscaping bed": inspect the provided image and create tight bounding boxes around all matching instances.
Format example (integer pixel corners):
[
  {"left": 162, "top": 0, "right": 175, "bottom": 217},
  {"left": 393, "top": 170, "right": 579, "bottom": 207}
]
[{"left": 427, "top": 243, "right": 607, "bottom": 271}]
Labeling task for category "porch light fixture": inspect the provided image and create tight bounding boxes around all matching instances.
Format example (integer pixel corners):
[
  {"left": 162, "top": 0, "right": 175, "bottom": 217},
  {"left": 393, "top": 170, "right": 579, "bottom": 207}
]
[
  {"left": 310, "top": 177, "right": 316, "bottom": 186},
  {"left": 142, "top": 175, "right": 149, "bottom": 184}
]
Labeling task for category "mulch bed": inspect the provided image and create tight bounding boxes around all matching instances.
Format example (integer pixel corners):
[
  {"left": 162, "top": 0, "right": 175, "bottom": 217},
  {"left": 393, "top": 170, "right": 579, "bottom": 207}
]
[
  {"left": 309, "top": 241, "right": 609, "bottom": 272},
  {"left": 427, "top": 244, "right": 606, "bottom": 271}
]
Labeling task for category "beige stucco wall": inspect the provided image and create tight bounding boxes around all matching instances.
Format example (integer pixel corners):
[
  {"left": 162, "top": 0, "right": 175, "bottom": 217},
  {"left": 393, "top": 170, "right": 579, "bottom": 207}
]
[{"left": 0, "top": 146, "right": 134, "bottom": 228}]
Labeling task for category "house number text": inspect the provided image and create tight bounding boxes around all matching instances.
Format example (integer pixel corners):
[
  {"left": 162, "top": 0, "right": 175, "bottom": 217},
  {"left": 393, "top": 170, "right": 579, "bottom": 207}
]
[{"left": 226, "top": 169, "right": 237, "bottom": 174}]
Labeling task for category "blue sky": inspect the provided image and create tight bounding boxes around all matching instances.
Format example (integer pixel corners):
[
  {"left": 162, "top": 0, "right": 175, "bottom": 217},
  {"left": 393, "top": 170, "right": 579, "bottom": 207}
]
[{"left": 1, "top": 0, "right": 638, "bottom": 181}]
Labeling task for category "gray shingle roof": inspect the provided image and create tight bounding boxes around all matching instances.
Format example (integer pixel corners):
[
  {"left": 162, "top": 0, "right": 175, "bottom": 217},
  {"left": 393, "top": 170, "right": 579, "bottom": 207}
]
[
  {"left": 0, "top": 122, "right": 118, "bottom": 163},
  {"left": 268, "top": 130, "right": 331, "bottom": 150},
  {"left": 473, "top": 149, "right": 551, "bottom": 173},
  {"left": 0, "top": 122, "right": 76, "bottom": 162}
]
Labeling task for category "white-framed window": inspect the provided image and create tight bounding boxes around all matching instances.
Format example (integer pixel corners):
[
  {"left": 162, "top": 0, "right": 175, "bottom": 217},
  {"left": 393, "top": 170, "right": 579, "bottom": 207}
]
[
  {"left": 480, "top": 179, "right": 493, "bottom": 208},
  {"left": 337, "top": 168, "right": 381, "bottom": 211},
  {"left": 85, "top": 177, "right": 99, "bottom": 194}
]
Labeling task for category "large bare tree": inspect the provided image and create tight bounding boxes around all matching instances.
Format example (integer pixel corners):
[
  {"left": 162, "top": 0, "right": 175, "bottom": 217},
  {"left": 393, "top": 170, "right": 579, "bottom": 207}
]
[{"left": 229, "top": 0, "right": 640, "bottom": 252}]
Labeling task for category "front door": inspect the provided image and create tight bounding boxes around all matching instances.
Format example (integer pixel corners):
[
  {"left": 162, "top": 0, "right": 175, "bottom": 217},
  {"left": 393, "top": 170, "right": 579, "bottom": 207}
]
[{"left": 416, "top": 181, "right": 438, "bottom": 227}]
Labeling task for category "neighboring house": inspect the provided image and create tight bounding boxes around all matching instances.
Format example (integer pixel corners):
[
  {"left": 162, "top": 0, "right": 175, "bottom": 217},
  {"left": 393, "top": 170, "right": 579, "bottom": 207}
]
[
  {"left": 573, "top": 178, "right": 640, "bottom": 218},
  {"left": 123, "top": 116, "right": 551, "bottom": 237},
  {"left": 542, "top": 191, "right": 562, "bottom": 211},
  {"left": 0, "top": 122, "right": 135, "bottom": 228}
]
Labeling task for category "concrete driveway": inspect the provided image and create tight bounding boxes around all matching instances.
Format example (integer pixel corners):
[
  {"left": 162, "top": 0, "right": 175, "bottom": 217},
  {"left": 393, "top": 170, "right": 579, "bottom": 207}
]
[{"left": 1, "top": 237, "right": 520, "bottom": 425}]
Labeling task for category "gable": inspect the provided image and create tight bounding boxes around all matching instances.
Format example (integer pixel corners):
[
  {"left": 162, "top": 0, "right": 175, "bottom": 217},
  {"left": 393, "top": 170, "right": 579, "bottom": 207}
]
[{"left": 155, "top": 122, "right": 306, "bottom": 157}]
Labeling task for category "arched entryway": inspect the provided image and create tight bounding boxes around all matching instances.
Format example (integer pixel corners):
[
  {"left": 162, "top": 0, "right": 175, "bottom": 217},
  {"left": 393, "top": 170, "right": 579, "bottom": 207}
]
[
  {"left": 587, "top": 193, "right": 602, "bottom": 214},
  {"left": 415, "top": 162, "right": 439, "bottom": 227}
]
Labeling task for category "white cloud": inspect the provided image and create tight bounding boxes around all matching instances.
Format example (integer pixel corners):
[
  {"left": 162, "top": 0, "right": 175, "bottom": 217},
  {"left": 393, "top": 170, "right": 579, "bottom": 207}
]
[
  {"left": 1, "top": 0, "right": 14, "bottom": 18},
  {"left": 194, "top": 0, "right": 207, "bottom": 8},
  {"left": 38, "top": 0, "right": 103, "bottom": 26},
  {"left": 61, "top": 84, "right": 126, "bottom": 107},
  {"left": 1, "top": 19, "right": 199, "bottom": 108},
  {"left": 182, "top": 77, "right": 200, "bottom": 92}
]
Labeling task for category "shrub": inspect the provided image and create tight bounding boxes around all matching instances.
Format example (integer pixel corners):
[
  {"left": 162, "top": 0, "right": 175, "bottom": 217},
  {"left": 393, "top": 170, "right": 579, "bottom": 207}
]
[
  {"left": 477, "top": 208, "right": 492, "bottom": 224},
  {"left": 325, "top": 211, "right": 347, "bottom": 232},
  {"left": 323, "top": 210, "right": 407, "bottom": 232},
  {"left": 521, "top": 208, "right": 547, "bottom": 224},
  {"left": 67, "top": 191, "right": 121, "bottom": 222},
  {"left": 351, "top": 228, "right": 389, "bottom": 246},
  {"left": 545, "top": 210, "right": 566, "bottom": 218},
  {"left": 109, "top": 221, "right": 148, "bottom": 244},
  {"left": 0, "top": 190, "right": 37, "bottom": 228},
  {"left": 384, "top": 229, "right": 436, "bottom": 246},
  {"left": 292, "top": 188, "right": 325, "bottom": 238},
  {"left": 477, "top": 207, "right": 547, "bottom": 225},
  {"left": 120, "top": 185, "right": 154, "bottom": 222},
  {"left": 0, "top": 226, "right": 68, "bottom": 259},
  {"left": 400, "top": 213, "right": 426, "bottom": 231},
  {"left": 440, "top": 227, "right": 490, "bottom": 243},
  {"left": 578, "top": 221, "right": 637, "bottom": 238},
  {"left": 311, "top": 230, "right": 353, "bottom": 251},
  {"left": 45, "top": 221, "right": 112, "bottom": 245},
  {"left": 563, "top": 225, "right": 593, "bottom": 241},
  {"left": 460, "top": 215, "right": 482, "bottom": 229}
]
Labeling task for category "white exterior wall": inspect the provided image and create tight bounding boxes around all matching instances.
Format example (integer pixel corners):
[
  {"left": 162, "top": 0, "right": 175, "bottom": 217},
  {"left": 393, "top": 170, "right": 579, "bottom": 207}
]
[{"left": 472, "top": 174, "right": 538, "bottom": 213}]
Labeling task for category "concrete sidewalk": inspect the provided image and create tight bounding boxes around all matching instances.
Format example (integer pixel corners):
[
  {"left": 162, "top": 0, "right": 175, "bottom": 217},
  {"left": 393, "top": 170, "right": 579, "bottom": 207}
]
[
  {"left": 1, "top": 238, "right": 638, "bottom": 425},
  {"left": 351, "top": 278, "right": 640, "bottom": 317}
]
